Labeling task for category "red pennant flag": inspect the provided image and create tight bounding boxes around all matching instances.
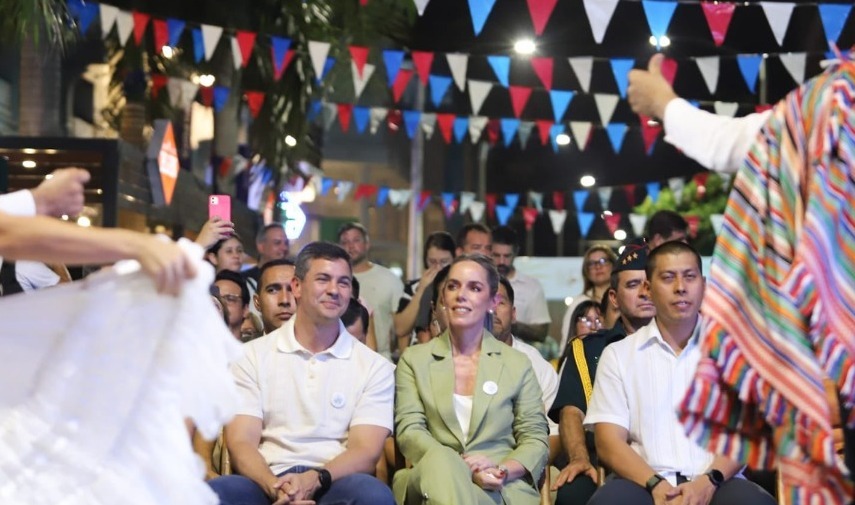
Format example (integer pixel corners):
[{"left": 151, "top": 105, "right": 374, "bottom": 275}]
[
  {"left": 392, "top": 69, "right": 413, "bottom": 103},
  {"left": 411, "top": 51, "right": 434, "bottom": 86},
  {"left": 218, "top": 157, "right": 233, "bottom": 178},
  {"left": 661, "top": 57, "right": 678, "bottom": 86},
  {"left": 536, "top": 120, "right": 552, "bottom": 145},
  {"left": 531, "top": 57, "right": 553, "bottom": 90},
  {"left": 701, "top": 2, "right": 736, "bottom": 47},
  {"left": 485, "top": 193, "right": 498, "bottom": 220},
  {"left": 272, "top": 47, "right": 295, "bottom": 81},
  {"left": 623, "top": 184, "right": 636, "bottom": 206},
  {"left": 486, "top": 119, "right": 500, "bottom": 146},
  {"left": 386, "top": 109, "right": 402, "bottom": 133},
  {"left": 522, "top": 207, "right": 538, "bottom": 231},
  {"left": 604, "top": 213, "right": 622, "bottom": 235},
  {"left": 527, "top": 0, "right": 559, "bottom": 36},
  {"left": 245, "top": 91, "right": 265, "bottom": 118},
  {"left": 199, "top": 86, "right": 214, "bottom": 107},
  {"left": 755, "top": 104, "right": 772, "bottom": 113},
  {"left": 151, "top": 73, "right": 168, "bottom": 99},
  {"left": 509, "top": 86, "right": 532, "bottom": 118},
  {"left": 685, "top": 215, "right": 701, "bottom": 238},
  {"left": 639, "top": 114, "right": 662, "bottom": 154},
  {"left": 236, "top": 31, "right": 257, "bottom": 68},
  {"left": 349, "top": 45, "right": 369, "bottom": 78},
  {"left": 553, "top": 191, "right": 565, "bottom": 210},
  {"left": 337, "top": 104, "right": 353, "bottom": 132},
  {"left": 436, "top": 113, "right": 456, "bottom": 144},
  {"left": 153, "top": 19, "right": 168, "bottom": 52},
  {"left": 417, "top": 190, "right": 432, "bottom": 212},
  {"left": 132, "top": 11, "right": 150, "bottom": 46},
  {"left": 353, "top": 183, "right": 379, "bottom": 201}
]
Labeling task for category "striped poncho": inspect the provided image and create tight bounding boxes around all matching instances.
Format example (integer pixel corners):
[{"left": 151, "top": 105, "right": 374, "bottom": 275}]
[{"left": 679, "top": 59, "right": 855, "bottom": 503}]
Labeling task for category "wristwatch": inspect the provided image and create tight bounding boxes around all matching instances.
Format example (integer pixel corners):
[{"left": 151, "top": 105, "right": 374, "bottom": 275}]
[
  {"left": 645, "top": 474, "right": 665, "bottom": 494},
  {"left": 705, "top": 469, "right": 724, "bottom": 488},
  {"left": 313, "top": 468, "right": 332, "bottom": 496}
]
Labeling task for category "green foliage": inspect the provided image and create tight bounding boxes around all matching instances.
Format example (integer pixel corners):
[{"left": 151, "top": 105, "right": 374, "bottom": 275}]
[{"left": 0, "top": 0, "right": 76, "bottom": 50}]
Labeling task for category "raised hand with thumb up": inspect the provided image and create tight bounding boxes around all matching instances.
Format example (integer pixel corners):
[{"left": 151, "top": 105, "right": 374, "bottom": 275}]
[{"left": 627, "top": 53, "right": 678, "bottom": 120}]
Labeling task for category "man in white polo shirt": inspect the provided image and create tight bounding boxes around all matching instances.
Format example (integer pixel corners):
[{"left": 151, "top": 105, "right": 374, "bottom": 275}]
[{"left": 210, "top": 241, "right": 395, "bottom": 505}]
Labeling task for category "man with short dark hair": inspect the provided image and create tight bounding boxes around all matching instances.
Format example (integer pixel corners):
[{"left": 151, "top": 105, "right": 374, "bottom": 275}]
[
  {"left": 215, "top": 269, "right": 250, "bottom": 340},
  {"left": 645, "top": 210, "right": 688, "bottom": 249},
  {"left": 243, "top": 224, "right": 290, "bottom": 301},
  {"left": 455, "top": 223, "right": 492, "bottom": 255},
  {"left": 210, "top": 241, "right": 395, "bottom": 505},
  {"left": 253, "top": 258, "right": 296, "bottom": 334}
]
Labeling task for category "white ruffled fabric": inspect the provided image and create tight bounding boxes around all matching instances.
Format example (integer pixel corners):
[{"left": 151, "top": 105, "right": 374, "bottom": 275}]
[{"left": 0, "top": 239, "right": 241, "bottom": 505}]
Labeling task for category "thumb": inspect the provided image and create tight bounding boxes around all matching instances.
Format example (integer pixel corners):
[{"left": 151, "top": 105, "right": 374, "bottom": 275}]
[{"left": 648, "top": 53, "right": 665, "bottom": 76}]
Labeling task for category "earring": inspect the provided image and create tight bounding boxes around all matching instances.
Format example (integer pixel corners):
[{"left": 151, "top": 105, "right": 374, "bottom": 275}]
[{"left": 487, "top": 309, "right": 494, "bottom": 314}]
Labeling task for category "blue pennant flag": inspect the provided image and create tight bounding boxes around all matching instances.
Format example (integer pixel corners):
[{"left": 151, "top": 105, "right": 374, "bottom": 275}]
[
  {"left": 610, "top": 59, "right": 634, "bottom": 97},
  {"left": 167, "top": 18, "right": 186, "bottom": 47},
  {"left": 320, "top": 177, "right": 335, "bottom": 196},
  {"left": 307, "top": 100, "right": 323, "bottom": 122},
  {"left": 376, "top": 186, "right": 390, "bottom": 207},
  {"left": 578, "top": 212, "right": 596, "bottom": 238},
  {"left": 573, "top": 190, "right": 589, "bottom": 213},
  {"left": 818, "top": 3, "right": 852, "bottom": 45},
  {"left": 271, "top": 36, "right": 292, "bottom": 73},
  {"left": 403, "top": 110, "right": 421, "bottom": 139},
  {"left": 352, "top": 106, "right": 370, "bottom": 133},
  {"left": 68, "top": 0, "right": 98, "bottom": 33},
  {"left": 646, "top": 182, "right": 661, "bottom": 203},
  {"left": 606, "top": 123, "right": 628, "bottom": 153},
  {"left": 737, "top": 55, "right": 762, "bottom": 93},
  {"left": 315, "top": 57, "right": 336, "bottom": 85},
  {"left": 453, "top": 117, "right": 469, "bottom": 143},
  {"left": 468, "top": 0, "right": 498, "bottom": 36},
  {"left": 487, "top": 55, "right": 510, "bottom": 87},
  {"left": 383, "top": 50, "right": 405, "bottom": 86},
  {"left": 500, "top": 118, "right": 520, "bottom": 147},
  {"left": 550, "top": 123, "right": 565, "bottom": 153},
  {"left": 442, "top": 192, "right": 455, "bottom": 211},
  {"left": 549, "top": 90, "right": 575, "bottom": 122},
  {"left": 429, "top": 75, "right": 453, "bottom": 108},
  {"left": 504, "top": 193, "right": 519, "bottom": 209},
  {"left": 192, "top": 28, "right": 204, "bottom": 63},
  {"left": 641, "top": 0, "right": 678, "bottom": 49},
  {"left": 495, "top": 204, "right": 513, "bottom": 225},
  {"left": 213, "top": 86, "right": 230, "bottom": 112}
]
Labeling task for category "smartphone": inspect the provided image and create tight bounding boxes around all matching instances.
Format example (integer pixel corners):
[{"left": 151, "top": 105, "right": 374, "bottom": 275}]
[{"left": 208, "top": 195, "right": 231, "bottom": 222}]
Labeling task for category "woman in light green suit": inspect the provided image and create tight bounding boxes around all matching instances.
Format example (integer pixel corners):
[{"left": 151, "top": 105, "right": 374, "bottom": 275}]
[{"left": 393, "top": 254, "right": 549, "bottom": 504}]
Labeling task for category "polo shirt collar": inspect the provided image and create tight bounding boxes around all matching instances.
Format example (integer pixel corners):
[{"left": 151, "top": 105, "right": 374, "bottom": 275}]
[
  {"left": 636, "top": 316, "right": 702, "bottom": 352},
  {"left": 276, "top": 315, "right": 354, "bottom": 358}
]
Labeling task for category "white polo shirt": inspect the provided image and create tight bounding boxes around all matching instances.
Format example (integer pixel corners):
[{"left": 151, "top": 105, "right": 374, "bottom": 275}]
[
  {"left": 512, "top": 336, "right": 560, "bottom": 437},
  {"left": 232, "top": 316, "right": 395, "bottom": 475},
  {"left": 584, "top": 318, "right": 712, "bottom": 483},
  {"left": 508, "top": 271, "right": 552, "bottom": 327}
]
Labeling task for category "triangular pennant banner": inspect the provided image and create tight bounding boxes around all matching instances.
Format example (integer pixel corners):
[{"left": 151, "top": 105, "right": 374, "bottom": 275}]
[
  {"left": 779, "top": 52, "right": 807, "bottom": 84},
  {"left": 388, "top": 189, "right": 412, "bottom": 207},
  {"left": 737, "top": 54, "right": 762, "bottom": 93},
  {"left": 487, "top": 55, "right": 511, "bottom": 87},
  {"left": 100, "top": 4, "right": 119, "bottom": 38},
  {"left": 700, "top": 2, "right": 735, "bottom": 47},
  {"left": 69, "top": 0, "right": 99, "bottom": 34},
  {"left": 308, "top": 40, "right": 332, "bottom": 80},
  {"left": 131, "top": 11, "right": 150, "bottom": 46},
  {"left": 319, "top": 57, "right": 336, "bottom": 83},
  {"left": 436, "top": 113, "right": 455, "bottom": 144},
  {"left": 468, "top": 80, "right": 493, "bottom": 115},
  {"left": 469, "top": 116, "right": 489, "bottom": 143},
  {"left": 594, "top": 94, "right": 619, "bottom": 125},
  {"left": 629, "top": 213, "right": 648, "bottom": 237},
  {"left": 495, "top": 205, "right": 514, "bottom": 226},
  {"left": 528, "top": 0, "right": 559, "bottom": 35},
  {"left": 505, "top": 193, "right": 520, "bottom": 210},
  {"left": 383, "top": 49, "right": 405, "bottom": 86},
  {"left": 549, "top": 209, "right": 568, "bottom": 235},
  {"left": 529, "top": 191, "right": 544, "bottom": 213},
  {"left": 412, "top": 51, "right": 435, "bottom": 85},
  {"left": 429, "top": 74, "right": 453, "bottom": 107},
  {"left": 536, "top": 120, "right": 553, "bottom": 146},
  {"left": 509, "top": 86, "right": 532, "bottom": 118},
  {"left": 166, "top": 18, "right": 185, "bottom": 47},
  {"left": 376, "top": 186, "right": 390, "bottom": 207},
  {"left": 403, "top": 110, "right": 421, "bottom": 139},
  {"left": 500, "top": 118, "right": 521, "bottom": 147},
  {"left": 459, "top": 191, "right": 476, "bottom": 215},
  {"left": 271, "top": 36, "right": 292, "bottom": 78},
  {"left": 468, "top": 0, "right": 498, "bottom": 36},
  {"left": 469, "top": 201, "right": 486, "bottom": 222},
  {"left": 349, "top": 45, "right": 369, "bottom": 78},
  {"left": 453, "top": 116, "right": 469, "bottom": 143},
  {"left": 307, "top": 100, "right": 323, "bottom": 122},
  {"left": 610, "top": 58, "right": 634, "bottom": 97},
  {"left": 531, "top": 57, "right": 554, "bottom": 90},
  {"left": 568, "top": 57, "right": 594, "bottom": 93},
  {"left": 605, "top": 123, "right": 628, "bottom": 153},
  {"left": 421, "top": 112, "right": 437, "bottom": 140},
  {"left": 639, "top": 114, "right": 662, "bottom": 154},
  {"left": 604, "top": 213, "right": 622, "bottom": 235},
  {"left": 642, "top": 0, "right": 677, "bottom": 49},
  {"left": 668, "top": 177, "right": 685, "bottom": 201},
  {"left": 549, "top": 90, "right": 574, "bottom": 122},
  {"left": 661, "top": 57, "right": 678, "bottom": 85},
  {"left": 578, "top": 212, "right": 595, "bottom": 238},
  {"left": 213, "top": 86, "right": 230, "bottom": 113},
  {"left": 322, "top": 103, "right": 338, "bottom": 132},
  {"left": 553, "top": 191, "right": 565, "bottom": 210},
  {"left": 714, "top": 101, "right": 739, "bottom": 117},
  {"left": 522, "top": 207, "right": 538, "bottom": 231},
  {"left": 573, "top": 190, "right": 589, "bottom": 212},
  {"left": 570, "top": 121, "right": 593, "bottom": 150},
  {"left": 645, "top": 182, "right": 661, "bottom": 203},
  {"left": 337, "top": 181, "right": 354, "bottom": 203},
  {"left": 353, "top": 106, "right": 370, "bottom": 133},
  {"left": 623, "top": 184, "right": 637, "bottom": 206},
  {"left": 353, "top": 184, "right": 378, "bottom": 201},
  {"left": 582, "top": 0, "right": 619, "bottom": 44},
  {"left": 818, "top": 3, "right": 852, "bottom": 44},
  {"left": 369, "top": 107, "right": 388, "bottom": 134},
  {"left": 447, "top": 53, "right": 469, "bottom": 91},
  {"left": 414, "top": 0, "right": 430, "bottom": 15},
  {"left": 549, "top": 124, "right": 565, "bottom": 152},
  {"left": 229, "top": 36, "right": 243, "bottom": 70},
  {"left": 598, "top": 187, "right": 612, "bottom": 209},
  {"left": 201, "top": 24, "right": 223, "bottom": 61},
  {"left": 710, "top": 213, "right": 725, "bottom": 235},
  {"left": 235, "top": 31, "right": 256, "bottom": 68},
  {"left": 393, "top": 69, "right": 414, "bottom": 103},
  {"left": 518, "top": 121, "right": 535, "bottom": 147},
  {"left": 151, "top": 74, "right": 168, "bottom": 99},
  {"left": 115, "top": 10, "right": 134, "bottom": 46},
  {"left": 337, "top": 104, "right": 353, "bottom": 132},
  {"left": 352, "top": 62, "right": 376, "bottom": 99},
  {"left": 441, "top": 192, "right": 455, "bottom": 214},
  {"left": 245, "top": 91, "right": 265, "bottom": 119},
  {"left": 760, "top": 2, "right": 794, "bottom": 46},
  {"left": 695, "top": 56, "right": 720, "bottom": 94},
  {"left": 485, "top": 193, "right": 498, "bottom": 220},
  {"left": 191, "top": 28, "right": 204, "bottom": 62},
  {"left": 320, "top": 177, "right": 335, "bottom": 196}
]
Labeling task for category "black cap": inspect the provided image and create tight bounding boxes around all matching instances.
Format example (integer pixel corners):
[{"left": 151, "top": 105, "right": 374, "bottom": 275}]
[{"left": 614, "top": 238, "right": 648, "bottom": 272}]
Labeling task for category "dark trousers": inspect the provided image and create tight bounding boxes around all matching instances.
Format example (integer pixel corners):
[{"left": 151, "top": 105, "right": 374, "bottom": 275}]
[
  {"left": 555, "top": 474, "right": 598, "bottom": 505},
  {"left": 588, "top": 476, "right": 777, "bottom": 505}
]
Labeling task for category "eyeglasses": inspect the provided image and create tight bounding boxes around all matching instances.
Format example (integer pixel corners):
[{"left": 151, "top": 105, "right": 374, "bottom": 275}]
[
  {"left": 585, "top": 258, "right": 612, "bottom": 268},
  {"left": 221, "top": 294, "right": 243, "bottom": 304},
  {"left": 577, "top": 316, "right": 603, "bottom": 328}
]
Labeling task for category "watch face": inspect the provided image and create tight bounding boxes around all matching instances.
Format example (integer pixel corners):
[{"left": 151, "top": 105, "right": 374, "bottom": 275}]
[{"left": 708, "top": 469, "right": 724, "bottom": 485}]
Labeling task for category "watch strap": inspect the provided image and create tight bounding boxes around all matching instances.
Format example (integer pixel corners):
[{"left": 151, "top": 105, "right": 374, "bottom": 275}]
[
  {"left": 645, "top": 474, "right": 665, "bottom": 494},
  {"left": 314, "top": 468, "right": 332, "bottom": 495}
]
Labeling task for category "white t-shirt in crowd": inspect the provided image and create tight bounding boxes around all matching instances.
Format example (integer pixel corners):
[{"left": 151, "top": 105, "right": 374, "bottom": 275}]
[{"left": 355, "top": 263, "right": 404, "bottom": 360}]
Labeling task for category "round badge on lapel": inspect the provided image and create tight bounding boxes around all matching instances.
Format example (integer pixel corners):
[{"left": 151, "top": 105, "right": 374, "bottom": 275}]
[
  {"left": 482, "top": 381, "right": 498, "bottom": 395},
  {"left": 331, "top": 392, "right": 346, "bottom": 408}
]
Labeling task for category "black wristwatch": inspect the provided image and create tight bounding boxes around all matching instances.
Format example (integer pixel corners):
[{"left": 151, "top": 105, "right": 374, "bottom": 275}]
[
  {"left": 645, "top": 474, "right": 666, "bottom": 494},
  {"left": 705, "top": 469, "right": 724, "bottom": 488},
  {"left": 313, "top": 468, "right": 332, "bottom": 496}
]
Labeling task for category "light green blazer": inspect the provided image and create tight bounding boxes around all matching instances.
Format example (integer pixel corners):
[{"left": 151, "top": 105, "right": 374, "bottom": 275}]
[{"left": 394, "top": 330, "right": 548, "bottom": 503}]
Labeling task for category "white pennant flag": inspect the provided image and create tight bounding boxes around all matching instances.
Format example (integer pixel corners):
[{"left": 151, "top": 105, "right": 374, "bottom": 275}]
[
  {"left": 447, "top": 53, "right": 469, "bottom": 91},
  {"left": 568, "top": 57, "right": 594, "bottom": 93},
  {"left": 322, "top": 103, "right": 338, "bottom": 131},
  {"left": 99, "top": 4, "right": 119, "bottom": 38},
  {"left": 115, "top": 10, "right": 134, "bottom": 46},
  {"left": 336, "top": 181, "right": 354, "bottom": 202},
  {"left": 779, "top": 52, "right": 807, "bottom": 84},
  {"left": 714, "top": 101, "right": 739, "bottom": 118},
  {"left": 413, "top": 0, "right": 431, "bottom": 16},
  {"left": 695, "top": 56, "right": 720, "bottom": 95},
  {"left": 469, "top": 201, "right": 486, "bottom": 222},
  {"left": 529, "top": 191, "right": 544, "bottom": 213},
  {"left": 598, "top": 187, "right": 613, "bottom": 209},
  {"left": 420, "top": 112, "right": 437, "bottom": 140},
  {"left": 309, "top": 41, "right": 332, "bottom": 80},
  {"left": 468, "top": 80, "right": 492, "bottom": 115},
  {"left": 594, "top": 94, "right": 619, "bottom": 125},
  {"left": 230, "top": 37, "right": 242, "bottom": 70},
  {"left": 710, "top": 213, "right": 725, "bottom": 235},
  {"left": 629, "top": 213, "right": 648, "bottom": 237},
  {"left": 548, "top": 209, "right": 568, "bottom": 235},
  {"left": 352, "top": 62, "right": 375, "bottom": 99},
  {"left": 469, "top": 116, "right": 489, "bottom": 144},
  {"left": 668, "top": 177, "right": 685, "bottom": 201},
  {"left": 570, "top": 121, "right": 593, "bottom": 150},
  {"left": 459, "top": 191, "right": 476, "bottom": 215},
  {"left": 389, "top": 189, "right": 413, "bottom": 207},
  {"left": 518, "top": 121, "right": 535, "bottom": 147},
  {"left": 369, "top": 107, "right": 388, "bottom": 134},
  {"left": 760, "top": 2, "right": 795, "bottom": 46},
  {"left": 167, "top": 78, "right": 199, "bottom": 110},
  {"left": 582, "top": 0, "right": 620, "bottom": 44},
  {"left": 201, "top": 24, "right": 223, "bottom": 61}
]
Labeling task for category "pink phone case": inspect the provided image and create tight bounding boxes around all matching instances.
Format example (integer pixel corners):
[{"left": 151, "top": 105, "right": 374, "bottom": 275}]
[{"left": 208, "top": 195, "right": 231, "bottom": 222}]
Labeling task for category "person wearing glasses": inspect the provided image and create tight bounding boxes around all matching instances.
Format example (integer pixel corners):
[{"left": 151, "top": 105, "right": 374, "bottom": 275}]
[
  {"left": 559, "top": 245, "right": 617, "bottom": 356},
  {"left": 214, "top": 269, "right": 251, "bottom": 340}
]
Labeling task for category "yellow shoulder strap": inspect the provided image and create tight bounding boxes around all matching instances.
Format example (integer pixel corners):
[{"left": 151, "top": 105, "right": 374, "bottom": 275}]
[{"left": 572, "top": 337, "right": 594, "bottom": 406}]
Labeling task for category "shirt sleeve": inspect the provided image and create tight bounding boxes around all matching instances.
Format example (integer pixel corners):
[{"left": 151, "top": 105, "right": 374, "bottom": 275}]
[
  {"left": 0, "top": 190, "right": 37, "bottom": 216},
  {"left": 350, "top": 357, "right": 395, "bottom": 430},
  {"left": 230, "top": 344, "right": 264, "bottom": 419},
  {"left": 583, "top": 344, "right": 630, "bottom": 430},
  {"left": 663, "top": 98, "right": 772, "bottom": 174}
]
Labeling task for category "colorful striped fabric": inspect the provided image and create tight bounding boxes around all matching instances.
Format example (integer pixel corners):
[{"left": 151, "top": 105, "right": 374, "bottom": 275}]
[{"left": 678, "top": 59, "right": 855, "bottom": 504}]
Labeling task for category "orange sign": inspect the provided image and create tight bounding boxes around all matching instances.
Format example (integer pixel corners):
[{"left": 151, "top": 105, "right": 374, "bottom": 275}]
[{"left": 158, "top": 122, "right": 179, "bottom": 205}]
